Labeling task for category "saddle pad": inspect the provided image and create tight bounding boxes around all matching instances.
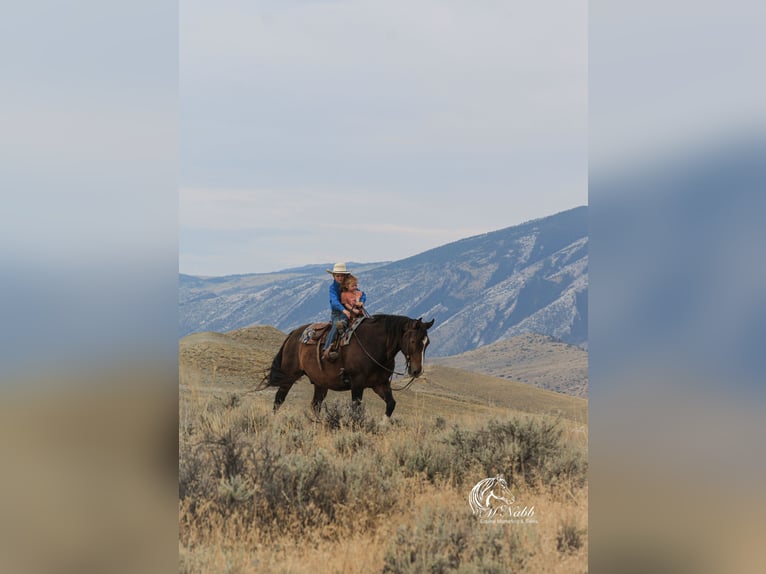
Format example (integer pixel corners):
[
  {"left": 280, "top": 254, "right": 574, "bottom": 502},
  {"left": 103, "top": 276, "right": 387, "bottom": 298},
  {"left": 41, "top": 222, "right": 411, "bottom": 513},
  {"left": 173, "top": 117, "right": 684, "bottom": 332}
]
[{"left": 300, "top": 323, "right": 330, "bottom": 345}]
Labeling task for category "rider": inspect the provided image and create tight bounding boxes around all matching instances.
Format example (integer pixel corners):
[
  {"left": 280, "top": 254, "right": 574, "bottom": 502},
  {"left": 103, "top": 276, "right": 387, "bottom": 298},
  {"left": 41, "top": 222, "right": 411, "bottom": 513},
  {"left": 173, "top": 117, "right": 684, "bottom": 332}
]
[
  {"left": 340, "top": 274, "right": 368, "bottom": 319},
  {"left": 322, "top": 262, "right": 355, "bottom": 362}
]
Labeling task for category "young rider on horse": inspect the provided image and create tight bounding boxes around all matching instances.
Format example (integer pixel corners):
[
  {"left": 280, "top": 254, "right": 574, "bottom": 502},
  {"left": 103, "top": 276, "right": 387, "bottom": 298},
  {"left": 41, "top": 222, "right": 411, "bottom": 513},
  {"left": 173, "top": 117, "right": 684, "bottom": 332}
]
[
  {"left": 341, "top": 274, "right": 368, "bottom": 319},
  {"left": 322, "top": 262, "right": 366, "bottom": 362}
]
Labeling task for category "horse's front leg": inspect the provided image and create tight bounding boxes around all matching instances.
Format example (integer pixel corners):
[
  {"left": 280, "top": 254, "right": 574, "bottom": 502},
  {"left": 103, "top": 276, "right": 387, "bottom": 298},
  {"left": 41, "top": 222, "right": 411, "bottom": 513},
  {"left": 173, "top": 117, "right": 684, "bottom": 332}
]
[
  {"left": 350, "top": 387, "right": 365, "bottom": 417},
  {"left": 311, "top": 385, "right": 328, "bottom": 417},
  {"left": 372, "top": 384, "right": 396, "bottom": 418}
]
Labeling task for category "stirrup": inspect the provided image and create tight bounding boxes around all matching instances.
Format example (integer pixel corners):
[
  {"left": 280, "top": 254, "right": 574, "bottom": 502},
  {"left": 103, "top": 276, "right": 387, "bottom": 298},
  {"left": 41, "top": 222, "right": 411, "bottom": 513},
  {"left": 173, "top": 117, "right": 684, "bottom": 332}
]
[{"left": 322, "top": 349, "right": 338, "bottom": 362}]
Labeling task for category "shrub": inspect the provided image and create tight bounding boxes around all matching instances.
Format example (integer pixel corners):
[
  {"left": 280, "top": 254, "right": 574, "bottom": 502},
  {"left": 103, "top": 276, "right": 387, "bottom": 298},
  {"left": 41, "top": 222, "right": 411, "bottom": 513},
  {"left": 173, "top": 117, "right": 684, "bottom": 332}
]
[
  {"left": 255, "top": 447, "right": 343, "bottom": 529},
  {"left": 207, "top": 428, "right": 249, "bottom": 480},
  {"left": 178, "top": 443, "right": 204, "bottom": 501},
  {"left": 234, "top": 409, "right": 271, "bottom": 435},
  {"left": 389, "top": 416, "right": 587, "bottom": 491},
  {"left": 217, "top": 474, "right": 255, "bottom": 505},
  {"left": 321, "top": 400, "right": 378, "bottom": 433},
  {"left": 556, "top": 517, "right": 585, "bottom": 554},
  {"left": 393, "top": 440, "right": 454, "bottom": 483},
  {"left": 334, "top": 431, "right": 367, "bottom": 455},
  {"left": 445, "top": 417, "right": 587, "bottom": 488},
  {"left": 382, "top": 504, "right": 531, "bottom": 573}
]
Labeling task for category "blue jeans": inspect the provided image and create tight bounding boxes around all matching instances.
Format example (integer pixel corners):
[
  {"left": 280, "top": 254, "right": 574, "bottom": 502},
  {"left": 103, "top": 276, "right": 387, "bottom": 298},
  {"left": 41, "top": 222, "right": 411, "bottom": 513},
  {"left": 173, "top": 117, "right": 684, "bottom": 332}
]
[{"left": 323, "top": 310, "right": 347, "bottom": 352}]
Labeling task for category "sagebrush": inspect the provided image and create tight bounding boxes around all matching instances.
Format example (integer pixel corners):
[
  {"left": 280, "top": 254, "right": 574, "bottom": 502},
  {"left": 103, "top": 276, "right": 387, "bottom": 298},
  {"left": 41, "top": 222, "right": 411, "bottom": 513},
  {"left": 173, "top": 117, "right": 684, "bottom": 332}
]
[{"left": 179, "top": 395, "right": 588, "bottom": 573}]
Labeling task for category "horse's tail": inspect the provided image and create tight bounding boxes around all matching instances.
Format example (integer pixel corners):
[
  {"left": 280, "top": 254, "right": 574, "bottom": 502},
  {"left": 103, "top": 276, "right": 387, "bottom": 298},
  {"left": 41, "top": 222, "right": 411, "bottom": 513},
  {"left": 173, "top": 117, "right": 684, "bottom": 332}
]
[{"left": 258, "top": 337, "right": 289, "bottom": 389}]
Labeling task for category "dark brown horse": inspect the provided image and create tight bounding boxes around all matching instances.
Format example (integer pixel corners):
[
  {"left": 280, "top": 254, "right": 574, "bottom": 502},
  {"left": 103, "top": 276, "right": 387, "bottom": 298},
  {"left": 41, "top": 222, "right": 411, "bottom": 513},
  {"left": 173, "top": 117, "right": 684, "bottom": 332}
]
[{"left": 263, "top": 314, "right": 435, "bottom": 418}]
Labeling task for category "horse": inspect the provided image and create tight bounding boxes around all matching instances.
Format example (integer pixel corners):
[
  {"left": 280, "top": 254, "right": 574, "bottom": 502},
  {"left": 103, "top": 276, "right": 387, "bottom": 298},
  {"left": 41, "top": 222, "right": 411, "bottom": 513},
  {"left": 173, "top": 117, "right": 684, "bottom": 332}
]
[
  {"left": 469, "top": 476, "right": 515, "bottom": 518},
  {"left": 262, "top": 314, "right": 435, "bottom": 419}
]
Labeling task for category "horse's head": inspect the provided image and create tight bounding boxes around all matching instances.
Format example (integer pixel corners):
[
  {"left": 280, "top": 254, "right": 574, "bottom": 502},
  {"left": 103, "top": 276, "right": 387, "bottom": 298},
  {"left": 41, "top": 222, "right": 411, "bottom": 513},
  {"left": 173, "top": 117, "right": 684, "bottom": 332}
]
[{"left": 401, "top": 317, "right": 435, "bottom": 377}]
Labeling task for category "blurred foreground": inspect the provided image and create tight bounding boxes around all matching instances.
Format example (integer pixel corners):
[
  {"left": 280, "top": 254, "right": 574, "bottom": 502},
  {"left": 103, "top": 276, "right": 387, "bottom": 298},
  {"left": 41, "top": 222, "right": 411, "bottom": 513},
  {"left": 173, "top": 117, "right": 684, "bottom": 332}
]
[
  {"left": 0, "top": 369, "right": 178, "bottom": 574},
  {"left": 590, "top": 134, "right": 766, "bottom": 574}
]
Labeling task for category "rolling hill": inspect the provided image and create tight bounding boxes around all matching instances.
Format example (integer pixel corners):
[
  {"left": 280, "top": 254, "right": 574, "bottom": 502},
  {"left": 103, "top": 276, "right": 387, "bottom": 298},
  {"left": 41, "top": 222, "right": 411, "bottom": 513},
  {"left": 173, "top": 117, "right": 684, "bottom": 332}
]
[
  {"left": 431, "top": 333, "right": 588, "bottom": 398},
  {"left": 179, "top": 325, "right": 587, "bottom": 424}
]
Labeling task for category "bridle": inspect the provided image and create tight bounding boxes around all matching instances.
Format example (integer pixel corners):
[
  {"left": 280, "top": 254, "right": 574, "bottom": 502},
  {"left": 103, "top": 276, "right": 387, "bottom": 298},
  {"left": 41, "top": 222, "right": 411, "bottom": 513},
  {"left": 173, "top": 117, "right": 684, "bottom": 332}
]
[
  {"left": 351, "top": 329, "right": 408, "bottom": 377},
  {"left": 351, "top": 326, "right": 428, "bottom": 390}
]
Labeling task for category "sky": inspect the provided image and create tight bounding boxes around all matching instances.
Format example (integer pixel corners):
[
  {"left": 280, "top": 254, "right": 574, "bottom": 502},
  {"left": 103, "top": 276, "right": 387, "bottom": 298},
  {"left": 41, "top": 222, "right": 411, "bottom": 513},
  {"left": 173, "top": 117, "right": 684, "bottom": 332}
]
[{"left": 180, "top": 0, "right": 587, "bottom": 276}]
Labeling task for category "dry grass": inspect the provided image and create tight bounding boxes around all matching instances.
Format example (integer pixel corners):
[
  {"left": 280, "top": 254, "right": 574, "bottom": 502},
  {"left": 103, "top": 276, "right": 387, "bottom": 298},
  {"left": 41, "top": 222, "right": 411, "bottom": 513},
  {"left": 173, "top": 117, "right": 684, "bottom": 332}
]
[
  {"left": 179, "top": 387, "right": 587, "bottom": 573},
  {"left": 179, "top": 325, "right": 588, "bottom": 572}
]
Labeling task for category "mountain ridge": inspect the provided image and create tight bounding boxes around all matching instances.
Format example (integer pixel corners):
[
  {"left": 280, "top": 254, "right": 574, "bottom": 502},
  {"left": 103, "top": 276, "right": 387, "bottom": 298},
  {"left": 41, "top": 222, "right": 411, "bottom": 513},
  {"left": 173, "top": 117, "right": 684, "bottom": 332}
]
[{"left": 180, "top": 206, "right": 588, "bottom": 356}]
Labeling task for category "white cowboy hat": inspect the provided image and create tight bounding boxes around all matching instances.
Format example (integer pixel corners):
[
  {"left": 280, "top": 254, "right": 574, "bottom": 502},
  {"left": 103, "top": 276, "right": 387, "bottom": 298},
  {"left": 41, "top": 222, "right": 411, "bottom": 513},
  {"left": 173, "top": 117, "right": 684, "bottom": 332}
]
[{"left": 326, "top": 262, "right": 351, "bottom": 274}]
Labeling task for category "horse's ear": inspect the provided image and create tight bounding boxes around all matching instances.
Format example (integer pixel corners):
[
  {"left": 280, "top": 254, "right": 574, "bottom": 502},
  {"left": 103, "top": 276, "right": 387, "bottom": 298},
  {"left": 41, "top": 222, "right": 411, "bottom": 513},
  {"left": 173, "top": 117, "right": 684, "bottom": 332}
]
[{"left": 423, "top": 318, "right": 435, "bottom": 329}]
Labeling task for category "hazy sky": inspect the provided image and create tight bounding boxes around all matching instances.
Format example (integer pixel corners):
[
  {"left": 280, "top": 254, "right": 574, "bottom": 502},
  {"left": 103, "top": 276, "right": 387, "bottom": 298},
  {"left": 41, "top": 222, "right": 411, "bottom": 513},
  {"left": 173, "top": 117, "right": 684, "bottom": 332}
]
[{"left": 180, "top": 0, "right": 587, "bottom": 276}]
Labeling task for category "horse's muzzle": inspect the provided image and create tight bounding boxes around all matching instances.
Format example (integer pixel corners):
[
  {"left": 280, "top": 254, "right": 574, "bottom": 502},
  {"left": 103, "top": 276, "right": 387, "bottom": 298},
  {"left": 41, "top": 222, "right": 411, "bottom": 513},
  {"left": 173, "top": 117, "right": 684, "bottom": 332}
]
[{"left": 409, "top": 365, "right": 423, "bottom": 377}]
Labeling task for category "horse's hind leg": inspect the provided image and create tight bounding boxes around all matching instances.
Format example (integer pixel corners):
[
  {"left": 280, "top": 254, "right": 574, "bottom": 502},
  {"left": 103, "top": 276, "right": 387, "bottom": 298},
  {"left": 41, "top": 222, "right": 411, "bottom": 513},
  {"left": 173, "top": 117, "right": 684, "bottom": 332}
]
[
  {"left": 274, "top": 382, "right": 295, "bottom": 412},
  {"left": 311, "top": 385, "right": 328, "bottom": 417}
]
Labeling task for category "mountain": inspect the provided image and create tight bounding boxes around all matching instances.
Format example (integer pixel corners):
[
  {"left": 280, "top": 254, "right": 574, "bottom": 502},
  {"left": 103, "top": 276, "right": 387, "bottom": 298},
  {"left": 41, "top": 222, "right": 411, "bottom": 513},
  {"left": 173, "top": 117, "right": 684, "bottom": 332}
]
[
  {"left": 430, "top": 333, "right": 588, "bottom": 398},
  {"left": 179, "top": 206, "right": 588, "bottom": 356}
]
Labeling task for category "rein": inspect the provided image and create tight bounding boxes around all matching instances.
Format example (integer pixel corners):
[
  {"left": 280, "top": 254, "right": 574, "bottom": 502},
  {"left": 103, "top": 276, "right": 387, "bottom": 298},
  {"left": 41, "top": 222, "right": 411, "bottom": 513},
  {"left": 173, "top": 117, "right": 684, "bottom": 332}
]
[
  {"left": 390, "top": 376, "right": 418, "bottom": 392},
  {"left": 351, "top": 329, "right": 417, "bottom": 391}
]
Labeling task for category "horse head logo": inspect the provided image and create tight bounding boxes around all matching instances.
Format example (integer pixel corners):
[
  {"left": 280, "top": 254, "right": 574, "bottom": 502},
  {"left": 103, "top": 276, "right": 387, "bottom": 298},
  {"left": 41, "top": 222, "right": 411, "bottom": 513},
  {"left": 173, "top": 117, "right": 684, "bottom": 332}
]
[{"left": 469, "top": 475, "right": 515, "bottom": 518}]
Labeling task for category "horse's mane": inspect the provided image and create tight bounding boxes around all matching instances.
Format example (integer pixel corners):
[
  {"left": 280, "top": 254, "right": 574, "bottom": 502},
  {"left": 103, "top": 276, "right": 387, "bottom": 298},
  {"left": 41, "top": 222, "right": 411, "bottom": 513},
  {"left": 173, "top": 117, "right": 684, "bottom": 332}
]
[
  {"left": 369, "top": 313, "right": 411, "bottom": 330},
  {"left": 368, "top": 314, "right": 412, "bottom": 359}
]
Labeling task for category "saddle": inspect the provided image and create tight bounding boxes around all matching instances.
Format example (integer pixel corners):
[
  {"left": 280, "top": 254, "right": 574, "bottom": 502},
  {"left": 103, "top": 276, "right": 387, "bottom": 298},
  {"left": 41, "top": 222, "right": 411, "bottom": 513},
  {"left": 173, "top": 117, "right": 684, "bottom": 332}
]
[
  {"left": 299, "top": 317, "right": 366, "bottom": 350},
  {"left": 301, "top": 318, "right": 366, "bottom": 371}
]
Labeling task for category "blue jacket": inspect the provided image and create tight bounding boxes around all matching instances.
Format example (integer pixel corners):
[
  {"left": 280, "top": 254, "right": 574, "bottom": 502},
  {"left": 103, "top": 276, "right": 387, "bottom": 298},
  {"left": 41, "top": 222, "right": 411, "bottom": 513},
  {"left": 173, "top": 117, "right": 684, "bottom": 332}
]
[{"left": 328, "top": 280, "right": 366, "bottom": 314}]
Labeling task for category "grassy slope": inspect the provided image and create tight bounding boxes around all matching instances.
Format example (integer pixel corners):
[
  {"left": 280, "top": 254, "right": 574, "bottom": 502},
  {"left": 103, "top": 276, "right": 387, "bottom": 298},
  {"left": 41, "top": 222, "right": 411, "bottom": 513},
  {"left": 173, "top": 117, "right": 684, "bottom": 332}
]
[
  {"left": 179, "top": 327, "right": 587, "bottom": 425},
  {"left": 431, "top": 333, "right": 589, "bottom": 398}
]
